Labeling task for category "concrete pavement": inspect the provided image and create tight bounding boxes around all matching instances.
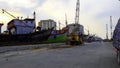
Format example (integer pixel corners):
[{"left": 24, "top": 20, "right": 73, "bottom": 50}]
[{"left": 0, "top": 42, "right": 119, "bottom": 68}]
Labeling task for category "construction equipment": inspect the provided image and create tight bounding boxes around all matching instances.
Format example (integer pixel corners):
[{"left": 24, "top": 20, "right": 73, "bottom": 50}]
[
  {"left": 66, "top": 24, "right": 84, "bottom": 45},
  {"left": 66, "top": 0, "right": 84, "bottom": 45}
]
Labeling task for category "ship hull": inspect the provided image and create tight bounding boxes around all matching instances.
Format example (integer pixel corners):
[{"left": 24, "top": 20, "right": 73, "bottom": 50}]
[
  {"left": 0, "top": 28, "right": 53, "bottom": 45},
  {"left": 48, "top": 33, "right": 67, "bottom": 43}
]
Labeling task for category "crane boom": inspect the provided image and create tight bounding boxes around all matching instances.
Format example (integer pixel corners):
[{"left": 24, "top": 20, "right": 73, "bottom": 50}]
[{"left": 2, "top": 9, "right": 17, "bottom": 19}]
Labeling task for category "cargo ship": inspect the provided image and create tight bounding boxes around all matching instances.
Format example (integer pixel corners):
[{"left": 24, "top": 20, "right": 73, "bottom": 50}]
[
  {"left": 0, "top": 18, "right": 53, "bottom": 44},
  {"left": 0, "top": 10, "right": 53, "bottom": 45}
]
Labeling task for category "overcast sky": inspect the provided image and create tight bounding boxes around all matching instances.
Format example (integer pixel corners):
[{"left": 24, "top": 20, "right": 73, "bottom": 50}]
[{"left": 0, "top": 0, "right": 120, "bottom": 39}]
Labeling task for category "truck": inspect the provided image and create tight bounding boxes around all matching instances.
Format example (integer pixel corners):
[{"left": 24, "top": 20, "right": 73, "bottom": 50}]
[
  {"left": 113, "top": 18, "right": 120, "bottom": 65},
  {"left": 66, "top": 24, "right": 84, "bottom": 45}
]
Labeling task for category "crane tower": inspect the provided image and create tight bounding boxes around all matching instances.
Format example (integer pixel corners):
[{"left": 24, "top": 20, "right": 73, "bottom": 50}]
[{"left": 75, "top": 0, "right": 80, "bottom": 24}]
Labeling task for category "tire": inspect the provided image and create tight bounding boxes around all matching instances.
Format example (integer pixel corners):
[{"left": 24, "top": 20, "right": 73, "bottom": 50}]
[{"left": 117, "top": 50, "right": 120, "bottom": 65}]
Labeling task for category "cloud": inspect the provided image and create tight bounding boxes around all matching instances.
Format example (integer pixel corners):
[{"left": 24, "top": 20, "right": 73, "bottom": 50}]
[
  {"left": 36, "top": 0, "right": 77, "bottom": 26},
  {"left": 0, "top": 0, "right": 36, "bottom": 8},
  {"left": 25, "top": 0, "right": 120, "bottom": 39},
  {"left": 0, "top": 0, "right": 120, "bottom": 39},
  {"left": 0, "top": 0, "right": 46, "bottom": 17},
  {"left": 79, "top": 0, "right": 120, "bottom": 38}
]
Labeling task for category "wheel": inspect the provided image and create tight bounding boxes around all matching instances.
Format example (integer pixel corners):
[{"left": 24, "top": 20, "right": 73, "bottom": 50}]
[{"left": 117, "top": 50, "right": 120, "bottom": 65}]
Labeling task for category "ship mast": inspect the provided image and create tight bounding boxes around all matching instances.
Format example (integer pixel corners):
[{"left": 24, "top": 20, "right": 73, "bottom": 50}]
[
  {"left": 0, "top": 23, "right": 3, "bottom": 34},
  {"left": 33, "top": 11, "right": 36, "bottom": 32},
  {"left": 65, "top": 13, "right": 68, "bottom": 27},
  {"left": 59, "top": 21, "right": 61, "bottom": 30}
]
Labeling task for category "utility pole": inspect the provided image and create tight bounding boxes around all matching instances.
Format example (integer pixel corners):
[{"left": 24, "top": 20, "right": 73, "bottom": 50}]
[
  {"left": 106, "top": 24, "right": 108, "bottom": 40},
  {"left": 110, "top": 16, "right": 113, "bottom": 39}
]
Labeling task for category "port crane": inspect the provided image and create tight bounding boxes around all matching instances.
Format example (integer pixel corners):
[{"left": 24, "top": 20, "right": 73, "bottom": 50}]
[{"left": 66, "top": 0, "right": 84, "bottom": 45}]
